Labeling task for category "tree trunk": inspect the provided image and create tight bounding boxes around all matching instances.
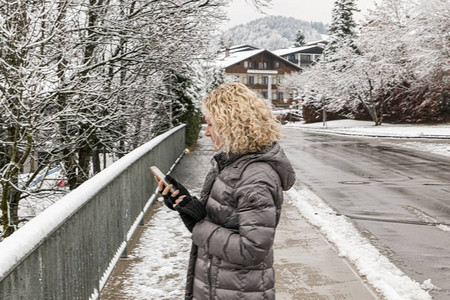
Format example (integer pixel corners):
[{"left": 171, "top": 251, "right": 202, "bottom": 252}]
[
  {"left": 1, "top": 184, "right": 9, "bottom": 235},
  {"left": 76, "top": 145, "right": 92, "bottom": 188},
  {"left": 1, "top": 170, "right": 21, "bottom": 238},
  {"left": 64, "top": 153, "right": 78, "bottom": 190},
  {"left": 92, "top": 147, "right": 101, "bottom": 174}
]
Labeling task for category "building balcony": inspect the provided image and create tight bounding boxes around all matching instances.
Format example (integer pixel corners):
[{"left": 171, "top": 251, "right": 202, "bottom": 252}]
[
  {"left": 247, "top": 69, "right": 278, "bottom": 74},
  {"left": 246, "top": 83, "right": 278, "bottom": 90}
]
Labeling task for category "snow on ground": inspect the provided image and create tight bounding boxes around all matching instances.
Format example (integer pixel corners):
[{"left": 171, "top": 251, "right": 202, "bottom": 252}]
[
  {"left": 284, "top": 119, "right": 450, "bottom": 158},
  {"left": 284, "top": 119, "right": 450, "bottom": 138},
  {"left": 18, "top": 168, "right": 69, "bottom": 222},
  {"left": 287, "top": 186, "right": 434, "bottom": 300},
  {"left": 121, "top": 203, "right": 190, "bottom": 299},
  {"left": 382, "top": 141, "right": 450, "bottom": 158}
]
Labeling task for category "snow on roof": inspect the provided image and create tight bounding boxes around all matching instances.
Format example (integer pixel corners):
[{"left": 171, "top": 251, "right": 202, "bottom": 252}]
[
  {"left": 229, "top": 44, "right": 259, "bottom": 53},
  {"left": 272, "top": 45, "right": 324, "bottom": 57},
  {"left": 216, "top": 45, "right": 302, "bottom": 71},
  {"left": 306, "top": 37, "right": 330, "bottom": 46},
  {"left": 217, "top": 48, "right": 265, "bottom": 68}
]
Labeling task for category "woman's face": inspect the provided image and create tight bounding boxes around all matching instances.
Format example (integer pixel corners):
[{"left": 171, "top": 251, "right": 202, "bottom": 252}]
[{"left": 205, "top": 116, "right": 222, "bottom": 152}]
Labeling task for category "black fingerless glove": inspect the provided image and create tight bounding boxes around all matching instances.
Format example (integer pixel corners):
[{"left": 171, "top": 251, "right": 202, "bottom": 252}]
[
  {"left": 161, "top": 193, "right": 177, "bottom": 211},
  {"left": 175, "top": 196, "right": 206, "bottom": 232},
  {"left": 157, "top": 175, "right": 205, "bottom": 232},
  {"left": 159, "top": 175, "right": 191, "bottom": 210},
  {"left": 166, "top": 175, "right": 191, "bottom": 197}
]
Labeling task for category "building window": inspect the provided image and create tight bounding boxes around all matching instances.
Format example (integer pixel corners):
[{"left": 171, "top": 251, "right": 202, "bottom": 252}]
[
  {"left": 248, "top": 76, "right": 254, "bottom": 84},
  {"left": 277, "top": 92, "right": 284, "bottom": 100},
  {"left": 263, "top": 91, "right": 268, "bottom": 99},
  {"left": 263, "top": 62, "right": 268, "bottom": 69},
  {"left": 301, "top": 54, "right": 311, "bottom": 62},
  {"left": 315, "top": 55, "right": 321, "bottom": 60},
  {"left": 278, "top": 76, "right": 282, "bottom": 84},
  {"left": 244, "top": 61, "right": 248, "bottom": 68},
  {"left": 248, "top": 61, "right": 254, "bottom": 69},
  {"left": 258, "top": 62, "right": 263, "bottom": 69},
  {"left": 275, "top": 61, "right": 280, "bottom": 68},
  {"left": 263, "top": 76, "right": 269, "bottom": 85}
]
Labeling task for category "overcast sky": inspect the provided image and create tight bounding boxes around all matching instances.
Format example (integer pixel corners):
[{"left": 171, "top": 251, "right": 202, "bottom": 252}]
[{"left": 222, "top": 0, "right": 378, "bottom": 30}]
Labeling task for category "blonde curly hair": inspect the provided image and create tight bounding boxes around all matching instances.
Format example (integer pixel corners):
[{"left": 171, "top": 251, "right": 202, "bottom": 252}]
[{"left": 202, "top": 82, "right": 281, "bottom": 154}]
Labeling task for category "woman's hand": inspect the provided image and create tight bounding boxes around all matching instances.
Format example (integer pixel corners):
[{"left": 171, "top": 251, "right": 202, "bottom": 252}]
[
  {"left": 157, "top": 179, "right": 185, "bottom": 210},
  {"left": 157, "top": 177, "right": 206, "bottom": 232},
  {"left": 173, "top": 197, "right": 185, "bottom": 207}
]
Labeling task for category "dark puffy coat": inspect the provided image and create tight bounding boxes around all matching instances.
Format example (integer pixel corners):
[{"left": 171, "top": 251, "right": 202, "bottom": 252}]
[{"left": 186, "top": 142, "right": 295, "bottom": 300}]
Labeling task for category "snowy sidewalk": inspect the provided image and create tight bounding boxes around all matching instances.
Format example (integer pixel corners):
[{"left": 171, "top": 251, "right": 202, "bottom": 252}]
[{"left": 100, "top": 132, "right": 379, "bottom": 299}]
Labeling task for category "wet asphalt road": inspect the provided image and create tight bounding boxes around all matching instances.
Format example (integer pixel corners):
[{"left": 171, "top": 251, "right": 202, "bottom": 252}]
[{"left": 280, "top": 128, "right": 450, "bottom": 300}]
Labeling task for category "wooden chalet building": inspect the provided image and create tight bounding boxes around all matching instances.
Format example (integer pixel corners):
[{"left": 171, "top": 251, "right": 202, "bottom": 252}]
[{"left": 217, "top": 45, "right": 302, "bottom": 107}]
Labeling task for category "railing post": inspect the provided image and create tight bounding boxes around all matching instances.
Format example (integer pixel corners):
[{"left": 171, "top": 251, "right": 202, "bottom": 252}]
[{"left": 121, "top": 246, "right": 128, "bottom": 259}]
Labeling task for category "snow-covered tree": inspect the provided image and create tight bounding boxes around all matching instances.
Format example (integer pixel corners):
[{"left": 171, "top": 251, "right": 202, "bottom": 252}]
[
  {"left": 294, "top": 30, "right": 306, "bottom": 47},
  {"left": 326, "top": 0, "right": 359, "bottom": 55},
  {"left": 0, "top": 0, "right": 66, "bottom": 237},
  {"left": 286, "top": 0, "right": 449, "bottom": 125},
  {"left": 0, "top": 0, "right": 236, "bottom": 238}
]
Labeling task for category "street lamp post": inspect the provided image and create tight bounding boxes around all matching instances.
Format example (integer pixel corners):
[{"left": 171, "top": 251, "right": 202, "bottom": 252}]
[{"left": 321, "top": 94, "right": 327, "bottom": 128}]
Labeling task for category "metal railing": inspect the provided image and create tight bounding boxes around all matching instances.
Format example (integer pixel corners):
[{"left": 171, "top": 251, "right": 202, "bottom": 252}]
[{"left": 0, "top": 125, "right": 185, "bottom": 300}]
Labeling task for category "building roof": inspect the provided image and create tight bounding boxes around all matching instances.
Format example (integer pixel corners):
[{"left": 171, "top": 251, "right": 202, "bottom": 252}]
[
  {"left": 217, "top": 49, "right": 265, "bottom": 68},
  {"left": 229, "top": 44, "right": 260, "bottom": 53},
  {"left": 305, "top": 38, "right": 329, "bottom": 47},
  {"left": 272, "top": 45, "right": 325, "bottom": 57},
  {"left": 217, "top": 46, "right": 302, "bottom": 71}
]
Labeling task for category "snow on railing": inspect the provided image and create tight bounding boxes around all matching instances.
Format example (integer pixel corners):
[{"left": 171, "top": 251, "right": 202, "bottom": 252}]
[{"left": 0, "top": 125, "right": 186, "bottom": 300}]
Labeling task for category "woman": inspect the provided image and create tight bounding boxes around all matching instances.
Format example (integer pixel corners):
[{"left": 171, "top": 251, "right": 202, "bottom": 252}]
[{"left": 158, "top": 82, "right": 295, "bottom": 300}]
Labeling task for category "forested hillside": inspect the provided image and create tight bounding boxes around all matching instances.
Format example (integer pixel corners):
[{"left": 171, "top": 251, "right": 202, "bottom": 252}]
[{"left": 221, "top": 16, "right": 328, "bottom": 50}]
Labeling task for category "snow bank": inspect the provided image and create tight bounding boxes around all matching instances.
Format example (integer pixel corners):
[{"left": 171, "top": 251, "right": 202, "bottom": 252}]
[
  {"left": 285, "top": 119, "right": 450, "bottom": 138},
  {"left": 287, "top": 186, "right": 433, "bottom": 300},
  {"left": 0, "top": 125, "right": 185, "bottom": 279},
  {"left": 284, "top": 119, "right": 450, "bottom": 158}
]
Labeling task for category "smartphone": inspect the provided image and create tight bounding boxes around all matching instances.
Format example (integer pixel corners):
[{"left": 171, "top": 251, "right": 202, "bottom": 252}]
[{"left": 150, "top": 166, "right": 174, "bottom": 193}]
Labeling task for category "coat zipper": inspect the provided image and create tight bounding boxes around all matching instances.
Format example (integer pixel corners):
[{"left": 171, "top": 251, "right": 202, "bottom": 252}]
[{"left": 207, "top": 255, "right": 213, "bottom": 300}]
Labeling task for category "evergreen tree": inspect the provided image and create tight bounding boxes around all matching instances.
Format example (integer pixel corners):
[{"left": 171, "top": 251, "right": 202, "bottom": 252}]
[
  {"left": 326, "top": 0, "right": 359, "bottom": 55},
  {"left": 294, "top": 30, "right": 306, "bottom": 47},
  {"left": 165, "top": 68, "right": 204, "bottom": 148}
]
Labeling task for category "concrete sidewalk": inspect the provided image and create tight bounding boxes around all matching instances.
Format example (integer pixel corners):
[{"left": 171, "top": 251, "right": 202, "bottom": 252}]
[
  {"left": 100, "top": 132, "right": 379, "bottom": 299},
  {"left": 274, "top": 200, "right": 379, "bottom": 299}
]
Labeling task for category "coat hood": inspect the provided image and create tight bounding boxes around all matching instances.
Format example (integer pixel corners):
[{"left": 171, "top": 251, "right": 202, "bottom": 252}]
[{"left": 214, "top": 142, "right": 296, "bottom": 191}]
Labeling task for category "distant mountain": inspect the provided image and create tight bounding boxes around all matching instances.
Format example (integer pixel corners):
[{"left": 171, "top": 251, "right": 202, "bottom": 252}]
[{"left": 220, "top": 16, "right": 328, "bottom": 50}]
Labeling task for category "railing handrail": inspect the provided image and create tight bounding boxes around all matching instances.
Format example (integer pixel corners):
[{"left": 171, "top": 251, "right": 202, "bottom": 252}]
[{"left": 0, "top": 124, "right": 185, "bottom": 281}]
